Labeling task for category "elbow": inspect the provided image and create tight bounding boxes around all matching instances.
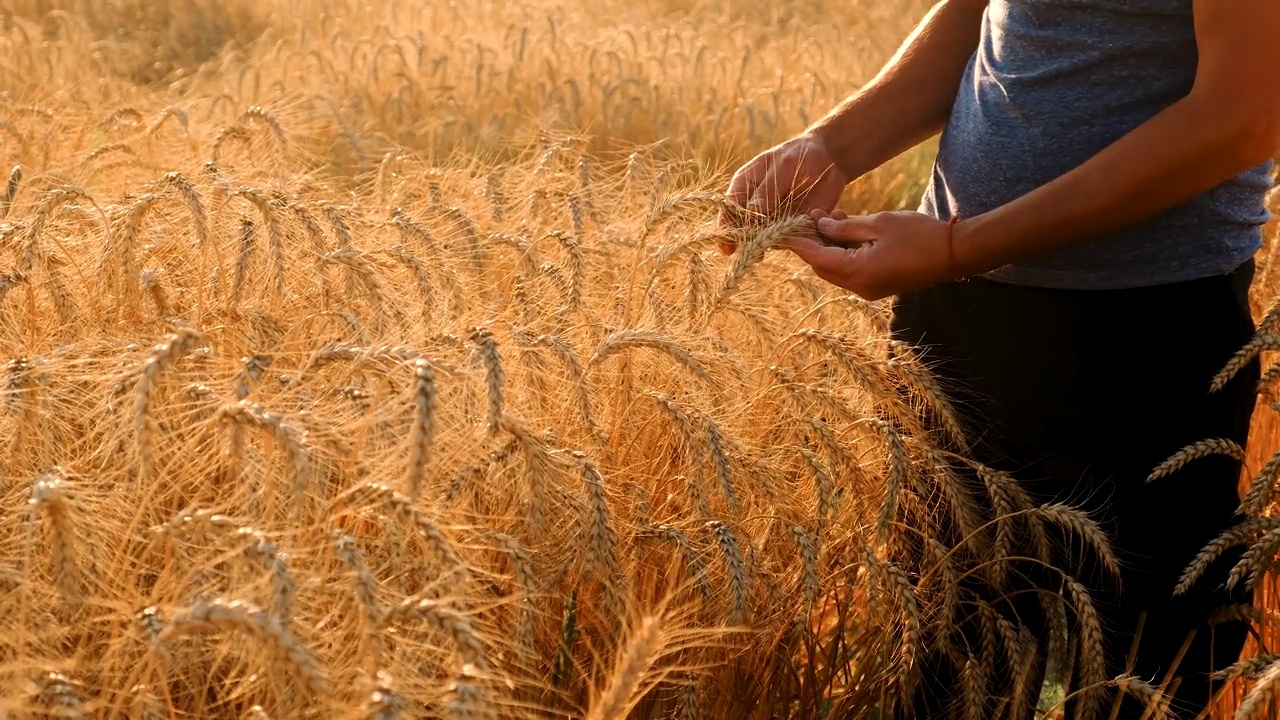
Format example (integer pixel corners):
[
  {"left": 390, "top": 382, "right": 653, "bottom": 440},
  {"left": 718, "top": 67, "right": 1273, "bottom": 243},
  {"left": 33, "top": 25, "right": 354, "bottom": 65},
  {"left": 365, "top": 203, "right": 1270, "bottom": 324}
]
[
  {"left": 1225, "top": 103, "right": 1280, "bottom": 168},
  {"left": 1191, "top": 84, "right": 1280, "bottom": 167}
]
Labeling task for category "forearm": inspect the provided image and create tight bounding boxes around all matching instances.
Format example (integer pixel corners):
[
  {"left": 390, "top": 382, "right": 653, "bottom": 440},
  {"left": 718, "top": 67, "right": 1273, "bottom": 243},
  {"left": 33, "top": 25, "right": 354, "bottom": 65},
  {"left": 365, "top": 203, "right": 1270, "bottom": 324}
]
[
  {"left": 809, "top": 0, "right": 986, "bottom": 181},
  {"left": 954, "top": 91, "right": 1279, "bottom": 275}
]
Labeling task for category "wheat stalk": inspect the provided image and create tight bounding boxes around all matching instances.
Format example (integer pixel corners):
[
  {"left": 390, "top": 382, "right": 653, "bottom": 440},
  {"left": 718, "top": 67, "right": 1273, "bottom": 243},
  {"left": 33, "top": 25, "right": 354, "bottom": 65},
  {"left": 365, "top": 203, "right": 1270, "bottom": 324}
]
[
  {"left": 34, "top": 671, "right": 85, "bottom": 719},
  {"left": 1215, "top": 653, "right": 1280, "bottom": 682},
  {"left": 29, "top": 469, "right": 83, "bottom": 605},
  {"left": 643, "top": 524, "right": 712, "bottom": 598},
  {"left": 1228, "top": 525, "right": 1280, "bottom": 591},
  {"left": 1213, "top": 334, "right": 1280, "bottom": 392},
  {"left": 886, "top": 340, "right": 969, "bottom": 452},
  {"left": 160, "top": 510, "right": 295, "bottom": 623},
  {"left": 218, "top": 401, "right": 315, "bottom": 518},
  {"left": 1236, "top": 660, "right": 1280, "bottom": 719},
  {"left": 1239, "top": 446, "right": 1280, "bottom": 517},
  {"left": 470, "top": 326, "right": 504, "bottom": 437},
  {"left": 921, "top": 536, "right": 961, "bottom": 650},
  {"left": 800, "top": 448, "right": 834, "bottom": 539},
  {"left": 406, "top": 358, "right": 437, "bottom": 501},
  {"left": 870, "top": 419, "right": 909, "bottom": 541},
  {"left": 383, "top": 599, "right": 494, "bottom": 720},
  {"left": 792, "top": 525, "right": 820, "bottom": 607},
  {"left": 443, "top": 664, "right": 494, "bottom": 720},
  {"left": 232, "top": 216, "right": 256, "bottom": 303},
  {"left": 212, "top": 124, "right": 253, "bottom": 162},
  {"left": 241, "top": 105, "right": 288, "bottom": 147},
  {"left": 494, "top": 532, "right": 538, "bottom": 655},
  {"left": 707, "top": 520, "right": 749, "bottom": 623},
  {"left": 347, "top": 483, "right": 469, "bottom": 582},
  {"left": 568, "top": 194, "right": 586, "bottom": 243},
  {"left": 501, "top": 416, "right": 555, "bottom": 533},
  {"left": 576, "top": 450, "right": 626, "bottom": 620},
  {"left": 591, "top": 330, "right": 714, "bottom": 385},
  {"left": 107, "top": 193, "right": 158, "bottom": 300},
  {"left": 1147, "top": 438, "right": 1246, "bottom": 483},
  {"left": 865, "top": 547, "right": 921, "bottom": 700},
  {"left": 642, "top": 191, "right": 736, "bottom": 239},
  {"left": 134, "top": 327, "right": 203, "bottom": 477},
  {"left": 384, "top": 244, "right": 435, "bottom": 315},
  {"left": 958, "top": 657, "right": 985, "bottom": 720},
  {"left": 701, "top": 416, "right": 740, "bottom": 513},
  {"left": 544, "top": 229, "right": 584, "bottom": 309},
  {"left": 144, "top": 105, "right": 189, "bottom": 136},
  {"left": 1068, "top": 578, "right": 1106, "bottom": 720},
  {"left": 334, "top": 532, "right": 382, "bottom": 669},
  {"left": 649, "top": 392, "right": 739, "bottom": 512},
  {"left": 1, "top": 164, "right": 21, "bottom": 218},
  {"left": 158, "top": 171, "right": 209, "bottom": 252},
  {"left": 713, "top": 213, "right": 813, "bottom": 309},
  {"left": 236, "top": 187, "right": 287, "bottom": 296},
  {"left": 1178, "top": 517, "right": 1280, "bottom": 595},
  {"left": 163, "top": 599, "right": 327, "bottom": 696},
  {"left": 84, "top": 141, "right": 137, "bottom": 164},
  {"left": 971, "top": 461, "right": 1051, "bottom": 579},
  {"left": 789, "top": 328, "right": 891, "bottom": 399},
  {"left": 365, "top": 671, "right": 406, "bottom": 719},
  {"left": 16, "top": 190, "right": 82, "bottom": 273},
  {"left": 1034, "top": 504, "right": 1121, "bottom": 581},
  {"left": 323, "top": 248, "right": 393, "bottom": 321},
  {"left": 319, "top": 202, "right": 361, "bottom": 297},
  {"left": 485, "top": 170, "right": 505, "bottom": 222},
  {"left": 443, "top": 206, "right": 482, "bottom": 268},
  {"left": 586, "top": 614, "right": 665, "bottom": 720},
  {"left": 291, "top": 200, "right": 330, "bottom": 261},
  {"left": 383, "top": 595, "right": 488, "bottom": 669}
]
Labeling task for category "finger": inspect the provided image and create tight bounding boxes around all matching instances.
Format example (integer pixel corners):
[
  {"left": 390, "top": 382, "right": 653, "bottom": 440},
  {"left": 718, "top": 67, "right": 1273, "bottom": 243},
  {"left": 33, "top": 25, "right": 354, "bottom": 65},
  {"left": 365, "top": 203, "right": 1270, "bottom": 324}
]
[
  {"left": 816, "top": 215, "right": 879, "bottom": 245},
  {"left": 721, "top": 158, "right": 769, "bottom": 222},
  {"left": 830, "top": 208, "right": 848, "bottom": 220},
  {"left": 745, "top": 165, "right": 780, "bottom": 217},
  {"left": 725, "top": 160, "right": 765, "bottom": 206},
  {"left": 718, "top": 162, "right": 769, "bottom": 255},
  {"left": 780, "top": 234, "right": 859, "bottom": 276}
]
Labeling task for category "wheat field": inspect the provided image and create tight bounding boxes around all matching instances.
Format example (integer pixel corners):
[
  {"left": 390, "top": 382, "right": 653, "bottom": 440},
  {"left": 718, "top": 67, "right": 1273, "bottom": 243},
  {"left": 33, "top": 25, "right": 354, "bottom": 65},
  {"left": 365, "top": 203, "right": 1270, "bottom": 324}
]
[{"left": 1, "top": 1, "right": 1280, "bottom": 718}]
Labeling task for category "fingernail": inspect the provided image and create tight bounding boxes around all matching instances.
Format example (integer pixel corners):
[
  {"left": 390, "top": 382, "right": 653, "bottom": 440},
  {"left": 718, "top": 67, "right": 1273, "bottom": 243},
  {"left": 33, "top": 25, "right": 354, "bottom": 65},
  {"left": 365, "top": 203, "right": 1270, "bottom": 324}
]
[{"left": 816, "top": 217, "right": 836, "bottom": 230}]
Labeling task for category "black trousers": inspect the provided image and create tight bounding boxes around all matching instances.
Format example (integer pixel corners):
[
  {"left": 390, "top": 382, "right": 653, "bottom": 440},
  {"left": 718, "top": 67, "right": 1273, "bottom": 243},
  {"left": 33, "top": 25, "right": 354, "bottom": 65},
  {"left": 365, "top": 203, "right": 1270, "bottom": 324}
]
[{"left": 891, "top": 261, "right": 1260, "bottom": 719}]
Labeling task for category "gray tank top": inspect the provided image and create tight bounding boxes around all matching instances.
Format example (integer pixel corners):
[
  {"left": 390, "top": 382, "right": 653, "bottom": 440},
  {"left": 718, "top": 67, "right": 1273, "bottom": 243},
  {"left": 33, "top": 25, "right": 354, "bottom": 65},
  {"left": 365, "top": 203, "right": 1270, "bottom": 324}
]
[{"left": 919, "top": 0, "right": 1275, "bottom": 290}]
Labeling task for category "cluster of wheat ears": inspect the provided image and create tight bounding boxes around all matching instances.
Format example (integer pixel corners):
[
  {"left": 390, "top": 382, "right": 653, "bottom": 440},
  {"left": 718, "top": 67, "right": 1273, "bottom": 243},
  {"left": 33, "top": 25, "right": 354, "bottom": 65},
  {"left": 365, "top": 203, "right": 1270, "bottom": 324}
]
[{"left": 2, "top": 1, "right": 1280, "bottom": 719}]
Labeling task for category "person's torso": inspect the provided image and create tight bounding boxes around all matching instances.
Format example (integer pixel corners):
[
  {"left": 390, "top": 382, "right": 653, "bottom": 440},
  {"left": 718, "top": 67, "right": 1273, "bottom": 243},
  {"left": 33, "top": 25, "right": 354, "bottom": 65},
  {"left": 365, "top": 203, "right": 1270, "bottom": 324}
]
[{"left": 919, "top": 0, "right": 1275, "bottom": 290}]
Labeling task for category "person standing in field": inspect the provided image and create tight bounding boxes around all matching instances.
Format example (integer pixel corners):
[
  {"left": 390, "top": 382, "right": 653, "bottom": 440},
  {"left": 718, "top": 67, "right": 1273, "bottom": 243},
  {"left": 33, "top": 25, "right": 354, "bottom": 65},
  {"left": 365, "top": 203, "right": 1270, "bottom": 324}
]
[{"left": 721, "top": 0, "right": 1278, "bottom": 717}]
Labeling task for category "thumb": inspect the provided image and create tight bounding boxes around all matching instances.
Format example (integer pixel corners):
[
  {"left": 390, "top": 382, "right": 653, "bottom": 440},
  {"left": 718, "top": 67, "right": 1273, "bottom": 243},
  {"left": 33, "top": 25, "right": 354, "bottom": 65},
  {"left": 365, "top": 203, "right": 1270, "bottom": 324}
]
[{"left": 816, "top": 215, "right": 878, "bottom": 246}]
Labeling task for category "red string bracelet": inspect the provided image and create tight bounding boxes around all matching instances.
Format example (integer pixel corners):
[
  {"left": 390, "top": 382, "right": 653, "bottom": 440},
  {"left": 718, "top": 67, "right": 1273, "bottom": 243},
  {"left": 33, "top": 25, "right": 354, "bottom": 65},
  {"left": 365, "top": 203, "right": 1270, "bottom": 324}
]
[{"left": 946, "top": 214, "right": 961, "bottom": 279}]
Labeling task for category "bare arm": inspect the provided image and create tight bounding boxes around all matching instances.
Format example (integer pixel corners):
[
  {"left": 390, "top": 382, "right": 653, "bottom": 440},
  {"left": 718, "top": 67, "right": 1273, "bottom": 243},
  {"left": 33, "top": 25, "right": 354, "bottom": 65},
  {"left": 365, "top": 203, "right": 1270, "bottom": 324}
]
[
  {"left": 811, "top": 0, "right": 988, "bottom": 181},
  {"left": 953, "top": 0, "right": 1280, "bottom": 276},
  {"left": 784, "top": 0, "right": 1280, "bottom": 301},
  {"left": 718, "top": 0, "right": 987, "bottom": 240}
]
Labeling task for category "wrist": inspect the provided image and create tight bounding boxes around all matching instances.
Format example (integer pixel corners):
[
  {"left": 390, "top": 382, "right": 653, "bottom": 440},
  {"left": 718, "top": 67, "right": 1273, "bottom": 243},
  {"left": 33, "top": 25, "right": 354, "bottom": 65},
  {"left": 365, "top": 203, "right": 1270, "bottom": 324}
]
[
  {"left": 802, "top": 126, "right": 858, "bottom": 185},
  {"left": 948, "top": 214, "right": 1000, "bottom": 278},
  {"left": 945, "top": 215, "right": 961, "bottom": 279}
]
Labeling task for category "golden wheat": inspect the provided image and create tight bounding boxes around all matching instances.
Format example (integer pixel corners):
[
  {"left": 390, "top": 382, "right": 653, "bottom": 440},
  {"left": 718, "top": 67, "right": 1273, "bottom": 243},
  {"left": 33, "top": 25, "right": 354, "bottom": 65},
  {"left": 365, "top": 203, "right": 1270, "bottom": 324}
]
[{"left": 0, "top": 0, "right": 1252, "bottom": 716}]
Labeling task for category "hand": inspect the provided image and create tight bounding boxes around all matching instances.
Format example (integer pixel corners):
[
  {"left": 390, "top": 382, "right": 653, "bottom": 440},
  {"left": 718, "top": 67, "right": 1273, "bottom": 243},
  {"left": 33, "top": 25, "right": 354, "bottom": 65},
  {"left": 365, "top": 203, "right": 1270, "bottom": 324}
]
[
  {"left": 782, "top": 211, "right": 960, "bottom": 300},
  {"left": 717, "top": 134, "right": 850, "bottom": 254}
]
